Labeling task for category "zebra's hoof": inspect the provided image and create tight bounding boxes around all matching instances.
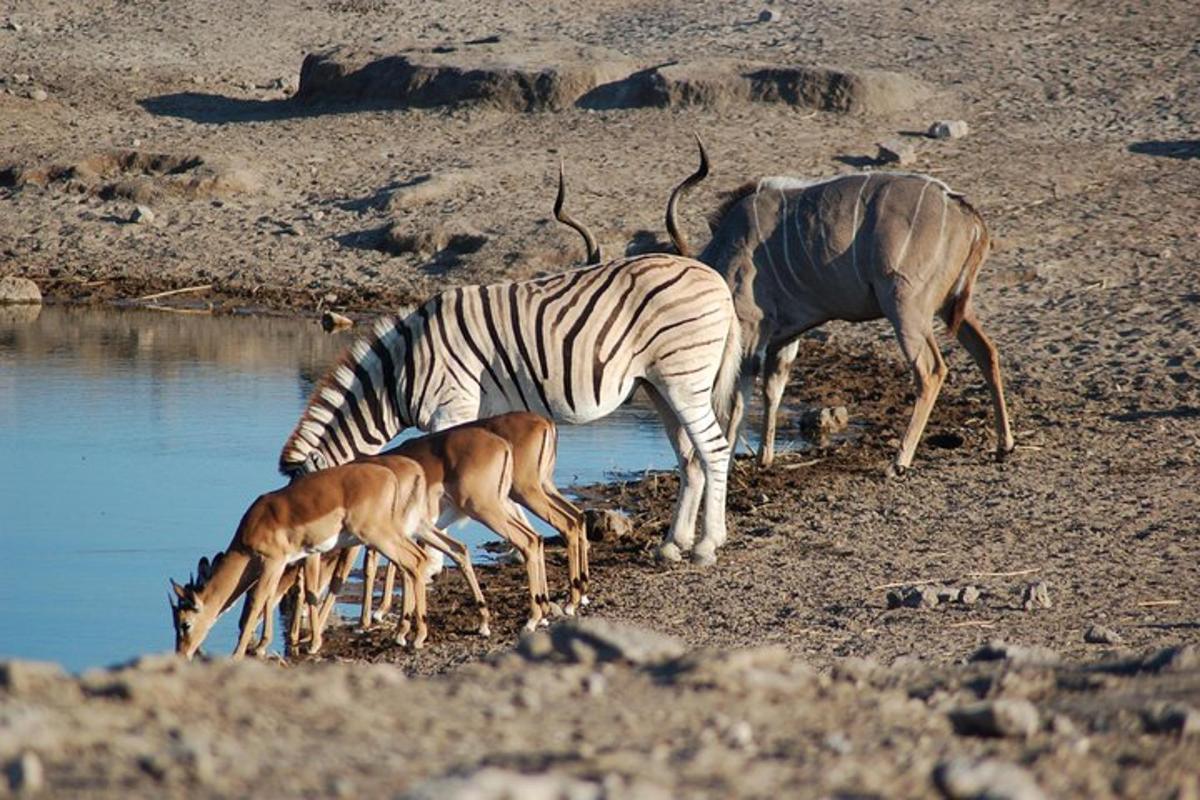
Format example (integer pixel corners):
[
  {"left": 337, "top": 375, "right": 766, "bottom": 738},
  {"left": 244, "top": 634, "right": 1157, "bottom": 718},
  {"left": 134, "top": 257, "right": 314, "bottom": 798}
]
[
  {"left": 657, "top": 542, "right": 685, "bottom": 562},
  {"left": 691, "top": 548, "right": 718, "bottom": 567}
]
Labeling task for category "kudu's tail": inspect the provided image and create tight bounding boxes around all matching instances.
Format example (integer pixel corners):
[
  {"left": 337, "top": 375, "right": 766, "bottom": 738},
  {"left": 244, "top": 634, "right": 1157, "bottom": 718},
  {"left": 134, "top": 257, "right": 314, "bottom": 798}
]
[
  {"left": 946, "top": 201, "right": 991, "bottom": 337},
  {"left": 712, "top": 311, "right": 744, "bottom": 431}
]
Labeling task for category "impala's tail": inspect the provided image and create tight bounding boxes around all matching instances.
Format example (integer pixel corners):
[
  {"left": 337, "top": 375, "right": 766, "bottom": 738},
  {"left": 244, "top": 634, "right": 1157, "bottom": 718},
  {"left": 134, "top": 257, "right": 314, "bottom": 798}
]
[{"left": 946, "top": 201, "right": 991, "bottom": 337}]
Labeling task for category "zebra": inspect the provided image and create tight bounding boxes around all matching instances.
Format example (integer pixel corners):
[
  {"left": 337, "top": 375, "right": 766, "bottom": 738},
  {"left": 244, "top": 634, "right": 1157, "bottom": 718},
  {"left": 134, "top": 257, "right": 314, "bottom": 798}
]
[
  {"left": 279, "top": 254, "right": 743, "bottom": 565},
  {"left": 666, "top": 139, "right": 1013, "bottom": 475}
]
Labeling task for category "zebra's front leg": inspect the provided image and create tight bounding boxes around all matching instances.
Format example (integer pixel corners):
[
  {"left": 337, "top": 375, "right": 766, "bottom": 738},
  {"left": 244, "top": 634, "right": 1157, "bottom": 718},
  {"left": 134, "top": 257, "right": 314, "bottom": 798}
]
[{"left": 645, "top": 385, "right": 704, "bottom": 562}]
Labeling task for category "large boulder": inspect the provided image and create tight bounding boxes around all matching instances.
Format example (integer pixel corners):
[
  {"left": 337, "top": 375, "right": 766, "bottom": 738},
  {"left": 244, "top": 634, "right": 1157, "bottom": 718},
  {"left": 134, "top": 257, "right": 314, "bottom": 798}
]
[{"left": 0, "top": 277, "right": 41, "bottom": 305}]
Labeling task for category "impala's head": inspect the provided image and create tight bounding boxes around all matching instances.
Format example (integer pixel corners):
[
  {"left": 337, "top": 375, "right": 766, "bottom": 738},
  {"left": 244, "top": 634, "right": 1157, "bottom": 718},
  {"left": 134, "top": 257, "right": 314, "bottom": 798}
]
[{"left": 169, "top": 554, "right": 223, "bottom": 659}]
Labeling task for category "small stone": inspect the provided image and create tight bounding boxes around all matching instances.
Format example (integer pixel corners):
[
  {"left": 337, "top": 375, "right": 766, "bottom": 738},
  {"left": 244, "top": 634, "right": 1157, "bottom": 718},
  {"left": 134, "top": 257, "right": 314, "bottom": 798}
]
[
  {"left": 192, "top": 75, "right": 205, "bottom": 85},
  {"left": 130, "top": 205, "right": 155, "bottom": 224},
  {"left": 928, "top": 119, "right": 969, "bottom": 139},
  {"left": 4, "top": 20, "right": 23, "bottom": 32},
  {"left": 549, "top": 618, "right": 685, "bottom": 665},
  {"left": 935, "top": 758, "right": 1047, "bottom": 800},
  {"left": 5, "top": 751, "right": 45, "bottom": 795},
  {"left": 887, "top": 584, "right": 943, "bottom": 609},
  {"left": 969, "top": 640, "right": 1060, "bottom": 666},
  {"left": 0, "top": 277, "right": 43, "bottom": 306},
  {"left": 1083, "top": 624, "right": 1122, "bottom": 645},
  {"left": 12, "top": 73, "right": 30, "bottom": 84},
  {"left": 584, "top": 509, "right": 632, "bottom": 542},
  {"left": 1142, "top": 702, "right": 1200, "bottom": 736},
  {"left": 28, "top": 88, "right": 46, "bottom": 102},
  {"left": 949, "top": 699, "right": 1040, "bottom": 738},
  {"left": 320, "top": 311, "right": 354, "bottom": 332},
  {"left": 758, "top": 8, "right": 782, "bottom": 22},
  {"left": 877, "top": 138, "right": 917, "bottom": 165},
  {"left": 725, "top": 720, "right": 754, "bottom": 749},
  {"left": 584, "top": 672, "right": 606, "bottom": 696},
  {"left": 958, "top": 585, "right": 981, "bottom": 605},
  {"left": 1022, "top": 581, "right": 1052, "bottom": 610}
]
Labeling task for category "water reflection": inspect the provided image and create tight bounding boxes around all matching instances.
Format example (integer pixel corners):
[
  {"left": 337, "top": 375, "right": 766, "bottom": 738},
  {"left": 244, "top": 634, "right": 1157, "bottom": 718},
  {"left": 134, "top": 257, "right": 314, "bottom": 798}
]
[{"left": 0, "top": 306, "right": 674, "bottom": 671}]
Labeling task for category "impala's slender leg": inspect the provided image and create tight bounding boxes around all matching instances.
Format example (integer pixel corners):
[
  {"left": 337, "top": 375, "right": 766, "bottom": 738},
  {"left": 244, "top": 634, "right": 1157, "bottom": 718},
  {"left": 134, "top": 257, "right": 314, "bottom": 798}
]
[
  {"left": 465, "top": 501, "right": 547, "bottom": 630},
  {"left": 512, "top": 482, "right": 587, "bottom": 612},
  {"left": 234, "top": 558, "right": 285, "bottom": 658},
  {"left": 361, "top": 547, "right": 378, "bottom": 630},
  {"left": 951, "top": 306, "right": 1014, "bottom": 459},
  {"left": 316, "top": 544, "right": 358, "bottom": 632},
  {"left": 303, "top": 554, "right": 326, "bottom": 654},
  {"left": 643, "top": 384, "right": 704, "bottom": 562},
  {"left": 417, "top": 522, "right": 491, "bottom": 636},
  {"left": 374, "top": 560, "right": 397, "bottom": 621},
  {"left": 759, "top": 339, "right": 801, "bottom": 468},
  {"left": 375, "top": 536, "right": 429, "bottom": 648},
  {"left": 507, "top": 502, "right": 558, "bottom": 619},
  {"left": 287, "top": 564, "right": 305, "bottom": 651},
  {"left": 889, "top": 310, "right": 948, "bottom": 475}
]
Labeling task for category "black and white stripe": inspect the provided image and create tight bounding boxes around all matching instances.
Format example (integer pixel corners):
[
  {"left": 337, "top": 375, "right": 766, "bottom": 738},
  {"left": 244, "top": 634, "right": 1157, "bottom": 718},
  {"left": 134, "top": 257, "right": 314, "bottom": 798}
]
[{"left": 281, "top": 254, "right": 743, "bottom": 563}]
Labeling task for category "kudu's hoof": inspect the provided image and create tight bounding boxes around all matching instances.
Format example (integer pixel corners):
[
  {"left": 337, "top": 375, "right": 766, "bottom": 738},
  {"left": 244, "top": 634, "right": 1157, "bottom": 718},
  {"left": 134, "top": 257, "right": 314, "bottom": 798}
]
[
  {"left": 994, "top": 445, "right": 1014, "bottom": 463},
  {"left": 886, "top": 463, "right": 908, "bottom": 480}
]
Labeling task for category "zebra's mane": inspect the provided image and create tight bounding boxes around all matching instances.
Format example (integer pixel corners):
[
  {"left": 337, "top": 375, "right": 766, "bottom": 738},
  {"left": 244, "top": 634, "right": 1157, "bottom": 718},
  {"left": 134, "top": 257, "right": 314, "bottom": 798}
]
[{"left": 277, "top": 311, "right": 409, "bottom": 475}]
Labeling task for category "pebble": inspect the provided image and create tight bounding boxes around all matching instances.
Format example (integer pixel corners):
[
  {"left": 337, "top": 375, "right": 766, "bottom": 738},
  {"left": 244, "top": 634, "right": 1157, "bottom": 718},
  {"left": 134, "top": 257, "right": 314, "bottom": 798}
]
[
  {"left": 948, "top": 699, "right": 1040, "bottom": 738},
  {"left": 28, "top": 88, "right": 46, "bottom": 102},
  {"left": 4, "top": 20, "right": 22, "bottom": 32},
  {"left": 1022, "top": 581, "right": 1052, "bottom": 610},
  {"left": 958, "top": 585, "right": 981, "bottom": 605},
  {"left": 876, "top": 138, "right": 917, "bottom": 165},
  {"left": 12, "top": 73, "right": 29, "bottom": 84},
  {"left": 758, "top": 8, "right": 782, "bottom": 22},
  {"left": 320, "top": 311, "right": 354, "bottom": 332},
  {"left": 5, "top": 752, "right": 45, "bottom": 796},
  {"left": 1083, "top": 624, "right": 1122, "bottom": 645},
  {"left": 584, "top": 509, "right": 632, "bottom": 542},
  {"left": 928, "top": 119, "right": 970, "bottom": 139},
  {"left": 935, "top": 758, "right": 1047, "bottom": 800},
  {"left": 130, "top": 205, "right": 155, "bottom": 224}
]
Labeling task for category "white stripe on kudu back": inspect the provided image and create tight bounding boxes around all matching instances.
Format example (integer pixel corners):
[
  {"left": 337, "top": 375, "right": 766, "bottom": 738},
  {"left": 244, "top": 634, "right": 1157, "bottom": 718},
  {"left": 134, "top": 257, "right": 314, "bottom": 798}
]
[
  {"left": 665, "top": 140, "right": 1013, "bottom": 475},
  {"left": 280, "top": 255, "right": 743, "bottom": 565}
]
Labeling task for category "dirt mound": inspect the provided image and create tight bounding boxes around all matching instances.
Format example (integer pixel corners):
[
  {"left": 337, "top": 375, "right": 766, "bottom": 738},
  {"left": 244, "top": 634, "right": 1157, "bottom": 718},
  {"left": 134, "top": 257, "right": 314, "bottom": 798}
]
[
  {"left": 295, "top": 38, "right": 639, "bottom": 112},
  {"left": 0, "top": 150, "right": 261, "bottom": 202},
  {"left": 296, "top": 41, "right": 929, "bottom": 115}
]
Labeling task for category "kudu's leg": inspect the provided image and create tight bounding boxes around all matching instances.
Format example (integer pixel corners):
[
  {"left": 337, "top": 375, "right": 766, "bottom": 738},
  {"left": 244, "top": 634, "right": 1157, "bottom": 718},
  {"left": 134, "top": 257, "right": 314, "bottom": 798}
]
[
  {"left": 643, "top": 384, "right": 704, "bottom": 562},
  {"left": 759, "top": 339, "right": 801, "bottom": 468},
  {"left": 417, "top": 521, "right": 492, "bottom": 636},
  {"left": 890, "top": 315, "right": 948, "bottom": 475},
  {"left": 659, "top": 383, "right": 733, "bottom": 566},
  {"left": 233, "top": 559, "right": 285, "bottom": 658},
  {"left": 951, "top": 306, "right": 1014, "bottom": 459}
]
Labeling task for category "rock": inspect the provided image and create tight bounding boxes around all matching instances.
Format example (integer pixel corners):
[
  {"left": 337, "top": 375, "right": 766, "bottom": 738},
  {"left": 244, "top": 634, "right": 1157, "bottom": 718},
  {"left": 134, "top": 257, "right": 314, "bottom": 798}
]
[
  {"left": 382, "top": 221, "right": 487, "bottom": 261},
  {"left": 948, "top": 699, "right": 1040, "bottom": 738},
  {"left": 877, "top": 138, "right": 917, "bottom": 165},
  {"left": 928, "top": 119, "right": 969, "bottom": 139},
  {"left": 0, "top": 277, "right": 42, "bottom": 305},
  {"left": 28, "top": 88, "right": 46, "bottom": 102},
  {"left": 799, "top": 405, "right": 850, "bottom": 437},
  {"left": 297, "top": 40, "right": 637, "bottom": 112},
  {"left": 958, "top": 585, "right": 981, "bottom": 605},
  {"left": 1142, "top": 702, "right": 1200, "bottom": 736},
  {"left": 663, "top": 645, "right": 809, "bottom": 691},
  {"left": 385, "top": 172, "right": 474, "bottom": 211},
  {"left": 1083, "top": 624, "right": 1122, "bottom": 645},
  {"left": 934, "top": 758, "right": 1047, "bottom": 800},
  {"left": 548, "top": 618, "right": 686, "bottom": 666},
  {"left": 584, "top": 509, "right": 632, "bottom": 542},
  {"left": 1022, "top": 581, "right": 1052, "bottom": 611},
  {"left": 1140, "top": 645, "right": 1199, "bottom": 673},
  {"left": 4, "top": 20, "right": 22, "bottom": 32},
  {"left": 130, "top": 205, "right": 155, "bottom": 224},
  {"left": 887, "top": 584, "right": 944, "bottom": 609},
  {"left": 969, "top": 640, "right": 1060, "bottom": 667},
  {"left": 516, "top": 629, "right": 554, "bottom": 661},
  {"left": 320, "top": 311, "right": 354, "bottom": 332},
  {"left": 4, "top": 751, "right": 44, "bottom": 796},
  {"left": 398, "top": 767, "right": 604, "bottom": 800},
  {"left": 758, "top": 8, "right": 782, "bottom": 22},
  {"left": 12, "top": 73, "right": 29, "bottom": 84}
]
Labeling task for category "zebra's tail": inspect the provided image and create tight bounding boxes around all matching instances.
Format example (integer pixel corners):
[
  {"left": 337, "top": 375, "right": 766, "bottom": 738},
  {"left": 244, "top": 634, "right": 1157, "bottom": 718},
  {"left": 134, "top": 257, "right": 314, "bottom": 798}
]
[{"left": 712, "top": 312, "right": 743, "bottom": 430}]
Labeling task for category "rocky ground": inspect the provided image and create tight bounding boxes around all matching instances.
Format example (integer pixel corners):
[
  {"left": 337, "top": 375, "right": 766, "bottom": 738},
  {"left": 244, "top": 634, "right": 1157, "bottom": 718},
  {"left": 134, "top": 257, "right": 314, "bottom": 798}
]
[{"left": 2, "top": 0, "right": 1199, "bottom": 797}]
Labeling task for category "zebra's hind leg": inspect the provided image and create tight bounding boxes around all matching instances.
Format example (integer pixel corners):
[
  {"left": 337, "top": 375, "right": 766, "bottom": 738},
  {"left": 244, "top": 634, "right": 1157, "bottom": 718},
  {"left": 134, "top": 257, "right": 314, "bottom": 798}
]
[
  {"left": 670, "top": 396, "right": 733, "bottom": 567},
  {"left": 644, "top": 384, "right": 704, "bottom": 562}
]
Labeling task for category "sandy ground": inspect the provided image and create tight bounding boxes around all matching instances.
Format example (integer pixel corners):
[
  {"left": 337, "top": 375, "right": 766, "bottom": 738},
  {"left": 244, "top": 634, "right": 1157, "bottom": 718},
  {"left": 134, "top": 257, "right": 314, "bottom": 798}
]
[{"left": 2, "top": 0, "right": 1198, "bottom": 797}]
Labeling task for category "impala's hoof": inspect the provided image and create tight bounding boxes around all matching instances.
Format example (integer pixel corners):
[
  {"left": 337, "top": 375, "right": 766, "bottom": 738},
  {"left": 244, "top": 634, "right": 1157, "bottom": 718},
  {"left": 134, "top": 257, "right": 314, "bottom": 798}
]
[
  {"left": 579, "top": 594, "right": 590, "bottom": 607},
  {"left": 478, "top": 624, "right": 491, "bottom": 638},
  {"left": 563, "top": 603, "right": 577, "bottom": 617},
  {"left": 995, "top": 445, "right": 1014, "bottom": 463},
  {"left": 657, "top": 542, "right": 685, "bottom": 562},
  {"left": 371, "top": 609, "right": 387, "bottom": 623},
  {"left": 523, "top": 619, "right": 538, "bottom": 633},
  {"left": 547, "top": 601, "right": 566, "bottom": 618}
]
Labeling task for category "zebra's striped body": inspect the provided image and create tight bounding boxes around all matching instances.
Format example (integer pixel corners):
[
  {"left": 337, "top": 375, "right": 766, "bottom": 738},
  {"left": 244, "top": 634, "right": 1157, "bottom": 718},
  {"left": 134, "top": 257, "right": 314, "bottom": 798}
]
[
  {"left": 672, "top": 162, "right": 1012, "bottom": 473},
  {"left": 280, "top": 254, "right": 742, "bottom": 563}
]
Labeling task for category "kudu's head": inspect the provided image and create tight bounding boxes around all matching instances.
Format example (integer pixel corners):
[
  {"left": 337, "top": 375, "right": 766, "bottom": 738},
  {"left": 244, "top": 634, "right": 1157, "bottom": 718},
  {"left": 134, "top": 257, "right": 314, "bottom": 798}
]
[{"left": 169, "top": 553, "right": 223, "bottom": 659}]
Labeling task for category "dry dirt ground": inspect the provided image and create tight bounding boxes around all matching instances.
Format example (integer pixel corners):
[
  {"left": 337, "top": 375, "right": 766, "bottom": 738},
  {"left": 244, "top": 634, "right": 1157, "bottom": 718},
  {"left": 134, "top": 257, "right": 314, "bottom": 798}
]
[{"left": 2, "top": 0, "right": 1199, "bottom": 797}]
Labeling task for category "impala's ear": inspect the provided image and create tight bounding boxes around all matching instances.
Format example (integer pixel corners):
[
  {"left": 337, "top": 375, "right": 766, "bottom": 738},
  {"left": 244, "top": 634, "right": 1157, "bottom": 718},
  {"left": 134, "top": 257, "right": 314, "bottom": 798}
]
[
  {"left": 197, "top": 557, "right": 211, "bottom": 583},
  {"left": 211, "top": 552, "right": 224, "bottom": 572},
  {"left": 170, "top": 579, "right": 187, "bottom": 600}
]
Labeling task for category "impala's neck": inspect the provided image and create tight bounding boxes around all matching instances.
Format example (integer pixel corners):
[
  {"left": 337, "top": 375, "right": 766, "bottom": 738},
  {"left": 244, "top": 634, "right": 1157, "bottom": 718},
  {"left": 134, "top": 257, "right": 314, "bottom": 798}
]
[{"left": 197, "top": 549, "right": 258, "bottom": 622}]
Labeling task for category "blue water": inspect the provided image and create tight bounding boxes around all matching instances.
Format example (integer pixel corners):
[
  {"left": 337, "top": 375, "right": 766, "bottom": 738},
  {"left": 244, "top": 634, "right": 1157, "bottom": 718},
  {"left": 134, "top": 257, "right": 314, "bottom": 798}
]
[{"left": 0, "top": 305, "right": 674, "bottom": 671}]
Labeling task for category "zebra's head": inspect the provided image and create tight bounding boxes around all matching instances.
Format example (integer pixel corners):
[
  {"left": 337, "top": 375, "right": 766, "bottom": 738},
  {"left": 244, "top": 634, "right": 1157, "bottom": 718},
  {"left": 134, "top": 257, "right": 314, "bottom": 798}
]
[{"left": 278, "top": 312, "right": 414, "bottom": 478}]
